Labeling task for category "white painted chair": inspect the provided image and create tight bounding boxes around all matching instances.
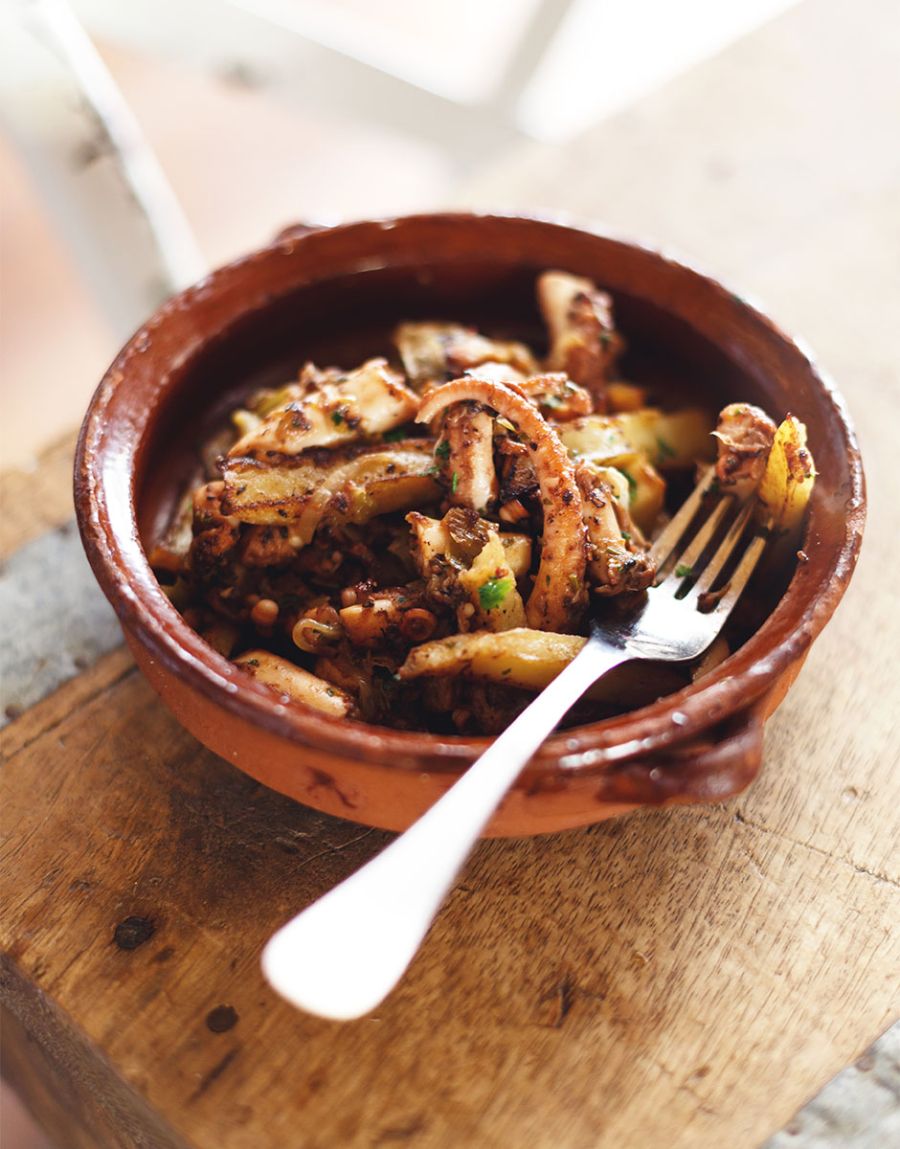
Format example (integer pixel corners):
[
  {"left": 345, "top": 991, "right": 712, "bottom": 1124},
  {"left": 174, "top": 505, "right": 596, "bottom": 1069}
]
[{"left": 0, "top": 0, "right": 577, "bottom": 336}]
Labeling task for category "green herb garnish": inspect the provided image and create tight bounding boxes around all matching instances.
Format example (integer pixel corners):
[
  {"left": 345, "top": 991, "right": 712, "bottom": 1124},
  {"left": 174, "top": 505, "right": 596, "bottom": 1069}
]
[
  {"left": 656, "top": 435, "right": 676, "bottom": 461},
  {"left": 622, "top": 470, "right": 638, "bottom": 496},
  {"left": 451, "top": 471, "right": 459, "bottom": 494},
  {"left": 675, "top": 563, "right": 693, "bottom": 578},
  {"left": 383, "top": 427, "right": 407, "bottom": 442},
  {"left": 434, "top": 439, "right": 451, "bottom": 459},
  {"left": 478, "top": 577, "right": 513, "bottom": 611},
  {"left": 331, "top": 409, "right": 345, "bottom": 426}
]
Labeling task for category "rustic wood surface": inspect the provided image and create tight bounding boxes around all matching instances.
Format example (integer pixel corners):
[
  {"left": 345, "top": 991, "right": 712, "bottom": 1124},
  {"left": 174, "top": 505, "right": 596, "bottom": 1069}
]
[
  {"left": 2, "top": 0, "right": 900, "bottom": 1146},
  {"left": 0, "top": 432, "right": 77, "bottom": 560}
]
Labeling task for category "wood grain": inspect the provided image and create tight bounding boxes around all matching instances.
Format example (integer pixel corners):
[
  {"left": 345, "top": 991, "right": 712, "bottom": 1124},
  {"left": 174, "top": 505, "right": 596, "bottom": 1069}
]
[
  {"left": 0, "top": 432, "right": 78, "bottom": 561},
  {"left": 3, "top": 0, "right": 900, "bottom": 1145},
  {"left": 1, "top": 660, "right": 898, "bottom": 1149}
]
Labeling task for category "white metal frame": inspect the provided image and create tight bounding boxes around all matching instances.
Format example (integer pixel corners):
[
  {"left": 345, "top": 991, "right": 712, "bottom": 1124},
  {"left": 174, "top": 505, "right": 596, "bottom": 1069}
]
[
  {"left": 0, "top": 0, "right": 207, "bottom": 337},
  {"left": 0, "top": 0, "right": 576, "bottom": 332}
]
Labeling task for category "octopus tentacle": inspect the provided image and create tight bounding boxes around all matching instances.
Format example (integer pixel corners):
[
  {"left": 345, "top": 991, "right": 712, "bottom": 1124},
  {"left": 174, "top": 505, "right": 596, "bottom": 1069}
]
[{"left": 417, "top": 377, "right": 588, "bottom": 632}]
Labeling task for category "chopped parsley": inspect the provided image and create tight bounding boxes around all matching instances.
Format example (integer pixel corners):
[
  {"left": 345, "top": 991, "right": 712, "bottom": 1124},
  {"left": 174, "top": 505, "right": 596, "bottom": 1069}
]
[
  {"left": 383, "top": 427, "right": 407, "bottom": 442},
  {"left": 622, "top": 469, "right": 638, "bottom": 497},
  {"left": 656, "top": 435, "right": 676, "bottom": 461},
  {"left": 330, "top": 409, "right": 346, "bottom": 426},
  {"left": 451, "top": 470, "right": 459, "bottom": 494},
  {"left": 675, "top": 563, "right": 693, "bottom": 579},
  {"left": 478, "top": 577, "right": 513, "bottom": 611},
  {"left": 434, "top": 439, "right": 451, "bottom": 459},
  {"left": 621, "top": 531, "right": 631, "bottom": 542}
]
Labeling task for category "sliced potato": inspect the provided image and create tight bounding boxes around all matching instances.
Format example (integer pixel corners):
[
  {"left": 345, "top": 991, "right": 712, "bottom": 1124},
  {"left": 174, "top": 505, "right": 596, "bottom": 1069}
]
[
  {"left": 559, "top": 407, "right": 714, "bottom": 470},
  {"left": 557, "top": 416, "right": 632, "bottom": 461},
  {"left": 223, "top": 442, "right": 441, "bottom": 538},
  {"left": 613, "top": 408, "right": 715, "bottom": 468},
  {"left": 406, "top": 512, "right": 532, "bottom": 579},
  {"left": 608, "top": 453, "right": 666, "bottom": 535},
  {"left": 398, "top": 628, "right": 691, "bottom": 708},
  {"left": 457, "top": 531, "right": 527, "bottom": 631},
  {"left": 229, "top": 359, "right": 419, "bottom": 457},
  {"left": 757, "top": 415, "right": 816, "bottom": 533},
  {"left": 234, "top": 650, "right": 355, "bottom": 717},
  {"left": 394, "top": 322, "right": 538, "bottom": 387},
  {"left": 497, "top": 533, "right": 533, "bottom": 579},
  {"left": 606, "top": 381, "right": 648, "bottom": 412},
  {"left": 398, "top": 628, "right": 586, "bottom": 691}
]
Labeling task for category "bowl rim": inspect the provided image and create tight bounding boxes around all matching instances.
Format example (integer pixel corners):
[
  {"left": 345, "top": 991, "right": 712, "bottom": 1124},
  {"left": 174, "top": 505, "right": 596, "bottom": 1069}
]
[{"left": 74, "top": 210, "right": 866, "bottom": 777}]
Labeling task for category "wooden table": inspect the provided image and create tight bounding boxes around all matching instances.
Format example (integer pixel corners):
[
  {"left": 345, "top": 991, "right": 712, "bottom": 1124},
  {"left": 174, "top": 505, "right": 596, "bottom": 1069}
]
[{"left": 2, "top": 0, "right": 899, "bottom": 1145}]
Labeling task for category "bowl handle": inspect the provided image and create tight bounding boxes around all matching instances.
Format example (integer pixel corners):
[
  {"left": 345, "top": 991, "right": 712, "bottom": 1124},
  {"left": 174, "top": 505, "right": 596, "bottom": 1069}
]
[{"left": 593, "top": 702, "right": 767, "bottom": 807}]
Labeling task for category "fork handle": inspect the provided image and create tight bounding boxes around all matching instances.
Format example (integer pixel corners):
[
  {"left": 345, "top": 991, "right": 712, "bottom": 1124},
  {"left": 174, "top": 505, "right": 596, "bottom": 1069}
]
[{"left": 262, "top": 636, "right": 628, "bottom": 1020}]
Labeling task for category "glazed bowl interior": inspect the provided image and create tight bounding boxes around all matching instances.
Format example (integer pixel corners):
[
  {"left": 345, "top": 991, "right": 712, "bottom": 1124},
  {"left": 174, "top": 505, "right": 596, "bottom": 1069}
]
[{"left": 85, "top": 215, "right": 863, "bottom": 777}]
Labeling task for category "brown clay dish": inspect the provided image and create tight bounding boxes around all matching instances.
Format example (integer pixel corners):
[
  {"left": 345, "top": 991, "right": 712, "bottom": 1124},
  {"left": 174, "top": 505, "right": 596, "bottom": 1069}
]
[{"left": 74, "top": 213, "right": 865, "bottom": 836}]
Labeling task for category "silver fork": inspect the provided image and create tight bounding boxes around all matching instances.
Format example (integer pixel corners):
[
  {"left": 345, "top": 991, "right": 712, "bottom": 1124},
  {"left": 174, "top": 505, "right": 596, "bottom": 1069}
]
[{"left": 262, "top": 466, "right": 770, "bottom": 1020}]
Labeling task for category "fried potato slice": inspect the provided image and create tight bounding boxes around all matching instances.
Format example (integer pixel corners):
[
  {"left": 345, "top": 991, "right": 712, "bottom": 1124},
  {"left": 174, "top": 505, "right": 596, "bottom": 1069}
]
[
  {"left": 457, "top": 530, "right": 528, "bottom": 632},
  {"left": 394, "top": 322, "right": 538, "bottom": 388},
  {"left": 559, "top": 407, "right": 714, "bottom": 470},
  {"left": 406, "top": 512, "right": 532, "bottom": 579},
  {"left": 222, "top": 442, "right": 441, "bottom": 541},
  {"left": 602, "top": 453, "right": 666, "bottom": 536},
  {"left": 398, "top": 628, "right": 586, "bottom": 691},
  {"left": 398, "top": 628, "right": 693, "bottom": 709},
  {"left": 757, "top": 414, "right": 816, "bottom": 533},
  {"left": 234, "top": 650, "right": 355, "bottom": 717}
]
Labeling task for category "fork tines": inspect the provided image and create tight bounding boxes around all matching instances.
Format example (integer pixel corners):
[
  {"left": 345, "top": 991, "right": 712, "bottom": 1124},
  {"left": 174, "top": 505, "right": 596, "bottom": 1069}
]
[{"left": 650, "top": 465, "right": 770, "bottom": 612}]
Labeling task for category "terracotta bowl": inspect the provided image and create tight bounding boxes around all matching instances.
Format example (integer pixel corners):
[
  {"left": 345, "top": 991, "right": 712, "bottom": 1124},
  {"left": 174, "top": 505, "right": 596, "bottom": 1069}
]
[{"left": 75, "top": 213, "right": 865, "bottom": 836}]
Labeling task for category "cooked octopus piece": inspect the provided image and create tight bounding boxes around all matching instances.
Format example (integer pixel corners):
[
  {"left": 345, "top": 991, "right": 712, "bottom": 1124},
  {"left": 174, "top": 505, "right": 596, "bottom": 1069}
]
[
  {"left": 417, "top": 375, "right": 588, "bottom": 633},
  {"left": 229, "top": 358, "right": 419, "bottom": 458},
  {"left": 574, "top": 461, "right": 656, "bottom": 596},
  {"left": 150, "top": 269, "right": 817, "bottom": 738},
  {"left": 442, "top": 402, "right": 498, "bottom": 514},
  {"left": 713, "top": 402, "right": 778, "bottom": 500},
  {"left": 537, "top": 270, "right": 623, "bottom": 408}
]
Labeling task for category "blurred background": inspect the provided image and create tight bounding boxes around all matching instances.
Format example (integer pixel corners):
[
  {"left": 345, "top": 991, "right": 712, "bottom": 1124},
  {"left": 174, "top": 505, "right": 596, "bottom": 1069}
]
[{"left": 1, "top": 0, "right": 799, "bottom": 473}]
